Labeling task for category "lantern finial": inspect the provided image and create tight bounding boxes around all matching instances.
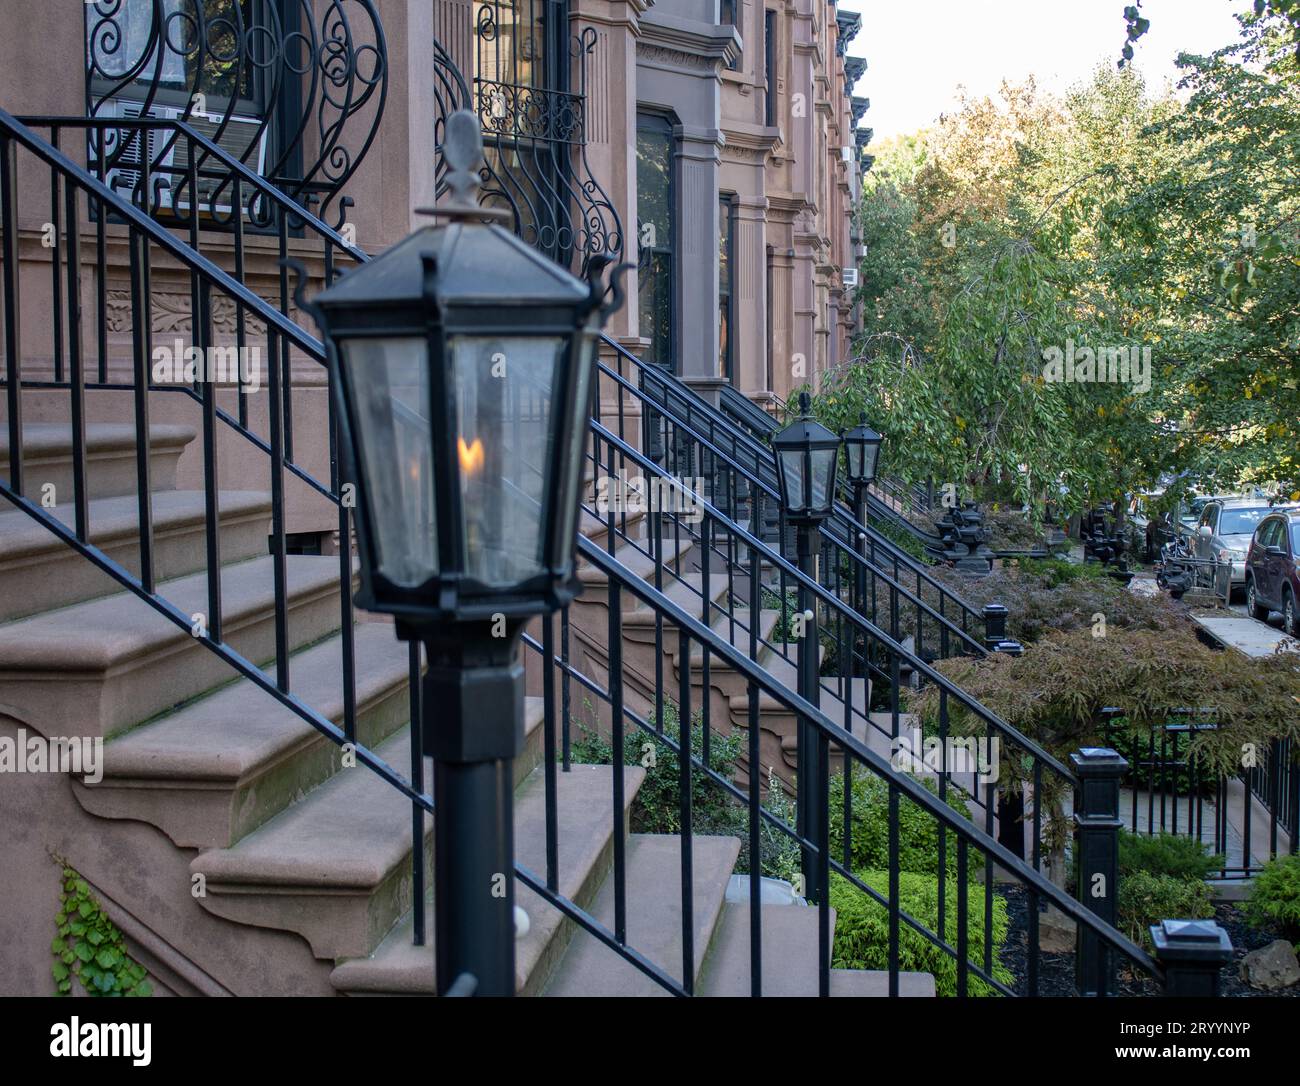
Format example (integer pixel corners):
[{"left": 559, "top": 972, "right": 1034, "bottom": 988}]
[
  {"left": 417, "top": 110, "right": 511, "bottom": 222},
  {"left": 799, "top": 391, "right": 812, "bottom": 415}
]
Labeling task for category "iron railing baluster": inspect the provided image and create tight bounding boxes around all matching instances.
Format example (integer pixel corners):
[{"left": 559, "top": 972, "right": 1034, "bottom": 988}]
[
  {"left": 678, "top": 626, "right": 695, "bottom": 993},
  {"left": 63, "top": 179, "right": 88, "bottom": 543}
]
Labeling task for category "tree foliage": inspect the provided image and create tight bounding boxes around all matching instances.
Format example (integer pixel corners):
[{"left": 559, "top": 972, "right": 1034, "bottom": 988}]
[{"left": 836, "top": 12, "right": 1300, "bottom": 513}]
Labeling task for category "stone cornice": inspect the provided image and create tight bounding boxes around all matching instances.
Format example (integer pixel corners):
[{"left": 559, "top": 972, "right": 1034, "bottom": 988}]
[
  {"left": 637, "top": 11, "right": 739, "bottom": 70},
  {"left": 720, "top": 121, "right": 781, "bottom": 156}
]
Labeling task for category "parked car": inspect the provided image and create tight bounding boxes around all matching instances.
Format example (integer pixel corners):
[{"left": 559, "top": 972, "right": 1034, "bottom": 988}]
[
  {"left": 1245, "top": 510, "right": 1300, "bottom": 636},
  {"left": 1194, "top": 498, "right": 1291, "bottom": 598}
]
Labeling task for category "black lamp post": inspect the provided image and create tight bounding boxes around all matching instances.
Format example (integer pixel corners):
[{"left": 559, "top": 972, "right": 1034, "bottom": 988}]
[
  {"left": 305, "top": 111, "right": 620, "bottom": 996},
  {"left": 771, "top": 392, "right": 841, "bottom": 903},
  {"left": 841, "top": 412, "right": 882, "bottom": 618}
]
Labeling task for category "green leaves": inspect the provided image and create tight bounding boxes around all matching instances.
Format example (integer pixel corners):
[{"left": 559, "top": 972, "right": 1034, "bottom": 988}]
[
  {"left": 52, "top": 863, "right": 152, "bottom": 998},
  {"left": 849, "top": 18, "right": 1300, "bottom": 506}
]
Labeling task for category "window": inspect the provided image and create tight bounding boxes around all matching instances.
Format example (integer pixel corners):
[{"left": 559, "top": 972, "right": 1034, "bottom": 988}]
[
  {"left": 764, "top": 10, "right": 777, "bottom": 127},
  {"left": 1291, "top": 521, "right": 1300, "bottom": 555},
  {"left": 1256, "top": 519, "right": 1281, "bottom": 548},
  {"left": 87, "top": 0, "right": 260, "bottom": 108},
  {"left": 720, "top": 0, "right": 740, "bottom": 70},
  {"left": 719, "top": 195, "right": 735, "bottom": 381},
  {"left": 1220, "top": 507, "right": 1270, "bottom": 536},
  {"left": 637, "top": 114, "right": 675, "bottom": 370}
]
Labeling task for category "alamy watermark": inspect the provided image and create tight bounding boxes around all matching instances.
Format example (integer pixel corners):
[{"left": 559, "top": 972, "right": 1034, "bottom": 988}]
[
  {"left": 1041, "top": 339, "right": 1151, "bottom": 394},
  {"left": 890, "top": 727, "right": 1000, "bottom": 786},
  {"left": 0, "top": 729, "right": 102, "bottom": 784},
  {"left": 151, "top": 339, "right": 262, "bottom": 394},
  {"left": 594, "top": 470, "right": 706, "bottom": 525}
]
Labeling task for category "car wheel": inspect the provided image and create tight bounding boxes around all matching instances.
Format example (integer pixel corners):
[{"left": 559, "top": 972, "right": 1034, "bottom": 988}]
[
  {"left": 1285, "top": 589, "right": 1300, "bottom": 638},
  {"left": 1247, "top": 577, "right": 1270, "bottom": 621}
]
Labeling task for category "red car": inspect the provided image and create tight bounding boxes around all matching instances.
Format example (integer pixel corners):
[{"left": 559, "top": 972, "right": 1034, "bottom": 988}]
[{"left": 1245, "top": 510, "right": 1300, "bottom": 636}]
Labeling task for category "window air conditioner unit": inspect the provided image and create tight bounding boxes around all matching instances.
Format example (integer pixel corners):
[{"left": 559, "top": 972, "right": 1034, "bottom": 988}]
[
  {"left": 97, "top": 99, "right": 269, "bottom": 218},
  {"left": 841, "top": 145, "right": 853, "bottom": 163},
  {"left": 842, "top": 266, "right": 859, "bottom": 288}
]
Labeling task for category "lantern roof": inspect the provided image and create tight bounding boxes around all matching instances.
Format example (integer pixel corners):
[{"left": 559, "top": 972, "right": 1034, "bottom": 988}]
[
  {"left": 842, "top": 412, "right": 882, "bottom": 444},
  {"left": 313, "top": 220, "right": 592, "bottom": 314},
  {"left": 772, "top": 393, "right": 840, "bottom": 451}
]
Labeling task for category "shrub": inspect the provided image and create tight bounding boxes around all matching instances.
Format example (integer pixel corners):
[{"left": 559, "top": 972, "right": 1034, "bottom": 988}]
[
  {"left": 917, "top": 624, "right": 1300, "bottom": 785},
  {"left": 571, "top": 713, "right": 800, "bottom": 883},
  {"left": 1118, "top": 831, "right": 1223, "bottom": 881},
  {"left": 1012, "top": 557, "right": 1108, "bottom": 586},
  {"left": 1117, "top": 869, "right": 1214, "bottom": 948},
  {"left": 1244, "top": 854, "right": 1300, "bottom": 941},
  {"left": 828, "top": 770, "right": 973, "bottom": 880},
  {"left": 829, "top": 871, "right": 1013, "bottom": 996},
  {"left": 569, "top": 705, "right": 739, "bottom": 835}
]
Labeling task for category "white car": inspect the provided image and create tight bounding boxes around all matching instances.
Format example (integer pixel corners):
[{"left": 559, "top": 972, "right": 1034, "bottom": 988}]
[{"left": 1194, "top": 499, "right": 1299, "bottom": 595}]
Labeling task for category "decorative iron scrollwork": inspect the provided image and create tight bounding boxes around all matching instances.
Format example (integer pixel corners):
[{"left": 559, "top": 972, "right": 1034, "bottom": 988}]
[
  {"left": 433, "top": 17, "right": 622, "bottom": 275},
  {"left": 85, "top": 0, "right": 387, "bottom": 230}
]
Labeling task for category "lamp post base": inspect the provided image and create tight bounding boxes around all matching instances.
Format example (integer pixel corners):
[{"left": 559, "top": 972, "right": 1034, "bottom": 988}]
[{"left": 418, "top": 619, "right": 526, "bottom": 997}]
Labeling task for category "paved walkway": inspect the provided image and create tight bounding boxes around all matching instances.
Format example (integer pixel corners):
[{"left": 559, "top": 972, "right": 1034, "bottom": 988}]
[
  {"left": 1128, "top": 570, "right": 1297, "bottom": 658},
  {"left": 1190, "top": 609, "right": 1298, "bottom": 658}
]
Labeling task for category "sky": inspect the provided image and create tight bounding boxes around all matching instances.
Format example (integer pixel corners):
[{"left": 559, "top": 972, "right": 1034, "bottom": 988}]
[{"left": 840, "top": 0, "right": 1250, "bottom": 141}]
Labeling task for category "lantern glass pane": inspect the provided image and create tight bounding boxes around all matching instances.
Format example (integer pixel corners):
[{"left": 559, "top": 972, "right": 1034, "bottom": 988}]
[
  {"left": 779, "top": 449, "right": 806, "bottom": 513},
  {"left": 339, "top": 337, "right": 437, "bottom": 588},
  {"left": 555, "top": 334, "right": 596, "bottom": 563},
  {"left": 450, "top": 334, "right": 565, "bottom": 587},
  {"left": 810, "top": 446, "right": 837, "bottom": 512},
  {"left": 862, "top": 441, "right": 880, "bottom": 482},
  {"left": 845, "top": 440, "right": 864, "bottom": 480}
]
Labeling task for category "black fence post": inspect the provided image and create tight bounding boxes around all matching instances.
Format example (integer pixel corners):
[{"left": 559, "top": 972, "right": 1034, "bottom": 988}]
[
  {"left": 983, "top": 603, "right": 1008, "bottom": 650},
  {"left": 1071, "top": 747, "right": 1127, "bottom": 996},
  {"left": 997, "top": 788, "right": 1026, "bottom": 860},
  {"left": 983, "top": 602, "right": 1024, "bottom": 655},
  {"left": 1150, "top": 919, "right": 1233, "bottom": 996}
]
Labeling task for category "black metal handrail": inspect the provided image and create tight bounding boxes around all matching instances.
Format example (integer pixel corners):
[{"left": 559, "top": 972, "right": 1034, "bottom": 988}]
[
  {"left": 595, "top": 335, "right": 985, "bottom": 632},
  {"left": 593, "top": 346, "right": 985, "bottom": 657},
  {"left": 0, "top": 106, "right": 433, "bottom": 931},
  {"left": 1, "top": 110, "right": 1162, "bottom": 998},
  {"left": 1098, "top": 707, "right": 1298, "bottom": 879},
  {"left": 581, "top": 417, "right": 1077, "bottom": 811},
  {"left": 593, "top": 369, "right": 985, "bottom": 659},
  {"left": 555, "top": 535, "right": 1164, "bottom": 996}
]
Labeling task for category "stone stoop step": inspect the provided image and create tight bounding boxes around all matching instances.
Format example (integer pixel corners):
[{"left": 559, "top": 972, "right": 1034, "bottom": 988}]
[
  {"left": 699, "top": 903, "right": 935, "bottom": 997},
  {"left": 0, "top": 488, "right": 272, "bottom": 622},
  {"left": 578, "top": 533, "right": 695, "bottom": 587},
  {"left": 73, "top": 622, "right": 420, "bottom": 848},
  {"left": 0, "top": 422, "right": 194, "bottom": 502},
  {"left": 0, "top": 553, "right": 353, "bottom": 739},
  {"left": 187, "top": 699, "right": 551, "bottom": 964},
  {"left": 191, "top": 727, "right": 431, "bottom": 962},
  {"left": 329, "top": 763, "right": 647, "bottom": 996},
  {"left": 543, "top": 833, "right": 742, "bottom": 997}
]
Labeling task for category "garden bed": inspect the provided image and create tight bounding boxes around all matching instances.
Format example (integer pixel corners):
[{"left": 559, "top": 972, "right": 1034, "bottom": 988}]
[{"left": 995, "top": 886, "right": 1300, "bottom": 998}]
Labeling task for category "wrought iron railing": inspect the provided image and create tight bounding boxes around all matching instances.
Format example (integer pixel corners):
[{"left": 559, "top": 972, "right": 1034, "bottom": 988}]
[
  {"left": 560, "top": 536, "right": 1166, "bottom": 996},
  {"left": 576, "top": 415, "right": 1076, "bottom": 838},
  {"left": 1099, "top": 708, "right": 1298, "bottom": 879},
  {"left": 596, "top": 337, "right": 989, "bottom": 654},
  {"left": 84, "top": 0, "right": 388, "bottom": 231},
  {"left": 432, "top": 18, "right": 622, "bottom": 275},
  {"left": 0, "top": 110, "right": 1200, "bottom": 997}
]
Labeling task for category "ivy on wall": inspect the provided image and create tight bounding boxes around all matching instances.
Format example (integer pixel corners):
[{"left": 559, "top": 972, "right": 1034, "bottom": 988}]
[{"left": 51, "top": 867, "right": 152, "bottom": 997}]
